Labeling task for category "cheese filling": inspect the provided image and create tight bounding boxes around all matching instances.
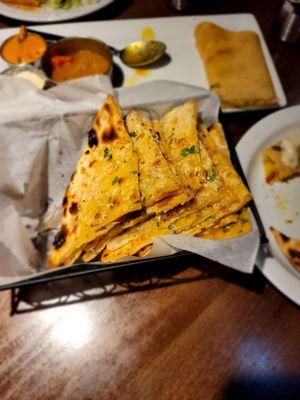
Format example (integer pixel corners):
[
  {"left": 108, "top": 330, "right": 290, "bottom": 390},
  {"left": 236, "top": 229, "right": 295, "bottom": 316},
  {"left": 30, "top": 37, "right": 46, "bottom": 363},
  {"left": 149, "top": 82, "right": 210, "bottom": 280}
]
[{"left": 280, "top": 139, "right": 298, "bottom": 168}]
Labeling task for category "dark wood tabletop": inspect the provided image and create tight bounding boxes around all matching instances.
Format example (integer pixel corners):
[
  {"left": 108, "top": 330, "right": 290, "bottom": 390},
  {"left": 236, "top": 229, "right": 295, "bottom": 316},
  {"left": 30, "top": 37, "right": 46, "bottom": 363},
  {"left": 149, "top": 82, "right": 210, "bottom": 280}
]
[{"left": 0, "top": 1, "right": 300, "bottom": 399}]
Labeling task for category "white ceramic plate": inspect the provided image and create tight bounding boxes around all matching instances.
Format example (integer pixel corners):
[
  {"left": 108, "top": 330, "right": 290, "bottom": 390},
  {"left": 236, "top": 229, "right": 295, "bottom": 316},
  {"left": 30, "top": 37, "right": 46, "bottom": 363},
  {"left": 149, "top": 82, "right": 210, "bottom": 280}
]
[
  {"left": 0, "top": 0, "right": 114, "bottom": 23},
  {"left": 237, "top": 106, "right": 300, "bottom": 305},
  {"left": 0, "top": 14, "right": 286, "bottom": 112}
]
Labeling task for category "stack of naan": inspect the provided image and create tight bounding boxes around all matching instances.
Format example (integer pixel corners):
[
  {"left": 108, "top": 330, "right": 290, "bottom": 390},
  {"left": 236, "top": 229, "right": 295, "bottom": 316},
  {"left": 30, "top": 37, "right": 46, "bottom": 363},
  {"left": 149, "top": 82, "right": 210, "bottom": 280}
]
[{"left": 49, "top": 95, "right": 252, "bottom": 268}]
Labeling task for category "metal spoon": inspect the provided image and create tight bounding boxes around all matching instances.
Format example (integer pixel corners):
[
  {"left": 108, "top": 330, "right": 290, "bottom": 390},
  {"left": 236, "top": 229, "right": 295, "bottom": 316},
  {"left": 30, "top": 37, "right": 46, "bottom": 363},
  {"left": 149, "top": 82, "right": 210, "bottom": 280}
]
[
  {"left": 110, "top": 40, "right": 167, "bottom": 68},
  {"left": 27, "top": 29, "right": 167, "bottom": 68}
]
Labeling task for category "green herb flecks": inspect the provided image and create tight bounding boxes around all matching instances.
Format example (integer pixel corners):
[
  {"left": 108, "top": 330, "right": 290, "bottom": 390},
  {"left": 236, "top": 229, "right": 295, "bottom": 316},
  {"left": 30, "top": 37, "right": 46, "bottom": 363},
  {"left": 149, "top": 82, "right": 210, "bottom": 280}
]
[
  {"left": 112, "top": 177, "right": 119, "bottom": 185},
  {"left": 131, "top": 171, "right": 138, "bottom": 175},
  {"left": 129, "top": 131, "right": 137, "bottom": 138},
  {"left": 168, "top": 224, "right": 174, "bottom": 230},
  {"left": 205, "top": 167, "right": 217, "bottom": 182},
  {"left": 104, "top": 148, "right": 112, "bottom": 160},
  {"left": 181, "top": 145, "right": 198, "bottom": 158},
  {"left": 210, "top": 83, "right": 221, "bottom": 90}
]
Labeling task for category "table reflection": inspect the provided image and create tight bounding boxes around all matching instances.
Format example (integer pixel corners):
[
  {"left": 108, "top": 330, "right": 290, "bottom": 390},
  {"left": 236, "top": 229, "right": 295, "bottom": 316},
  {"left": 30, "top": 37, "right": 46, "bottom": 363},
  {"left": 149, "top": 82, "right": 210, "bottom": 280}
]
[{"left": 41, "top": 307, "right": 92, "bottom": 349}]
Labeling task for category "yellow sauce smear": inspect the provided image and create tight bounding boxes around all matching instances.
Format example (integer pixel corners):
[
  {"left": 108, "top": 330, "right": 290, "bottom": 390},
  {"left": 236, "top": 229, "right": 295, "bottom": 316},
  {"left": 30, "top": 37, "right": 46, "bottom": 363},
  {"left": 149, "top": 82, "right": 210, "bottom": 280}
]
[
  {"left": 123, "top": 26, "right": 155, "bottom": 87},
  {"left": 51, "top": 50, "right": 110, "bottom": 83},
  {"left": 2, "top": 33, "right": 46, "bottom": 64},
  {"left": 134, "top": 68, "right": 150, "bottom": 77},
  {"left": 141, "top": 26, "right": 155, "bottom": 41}
]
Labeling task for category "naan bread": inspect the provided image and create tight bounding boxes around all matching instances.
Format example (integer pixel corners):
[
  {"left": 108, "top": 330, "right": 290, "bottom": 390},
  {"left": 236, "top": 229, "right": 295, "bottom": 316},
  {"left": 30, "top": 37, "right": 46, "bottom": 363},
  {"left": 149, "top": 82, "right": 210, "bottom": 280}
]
[
  {"left": 159, "top": 100, "right": 205, "bottom": 193},
  {"left": 271, "top": 227, "right": 300, "bottom": 270},
  {"left": 81, "top": 111, "right": 193, "bottom": 263},
  {"left": 49, "top": 95, "right": 142, "bottom": 267},
  {"left": 262, "top": 139, "right": 300, "bottom": 184},
  {"left": 195, "top": 22, "right": 277, "bottom": 109},
  {"left": 101, "top": 121, "right": 252, "bottom": 262},
  {"left": 196, "top": 208, "right": 252, "bottom": 239}
]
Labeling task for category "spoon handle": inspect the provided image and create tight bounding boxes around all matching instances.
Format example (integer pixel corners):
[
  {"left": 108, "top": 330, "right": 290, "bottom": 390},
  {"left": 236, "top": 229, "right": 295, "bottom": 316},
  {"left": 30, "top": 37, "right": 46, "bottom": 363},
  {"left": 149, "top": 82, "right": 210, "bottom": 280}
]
[{"left": 108, "top": 46, "right": 121, "bottom": 57}]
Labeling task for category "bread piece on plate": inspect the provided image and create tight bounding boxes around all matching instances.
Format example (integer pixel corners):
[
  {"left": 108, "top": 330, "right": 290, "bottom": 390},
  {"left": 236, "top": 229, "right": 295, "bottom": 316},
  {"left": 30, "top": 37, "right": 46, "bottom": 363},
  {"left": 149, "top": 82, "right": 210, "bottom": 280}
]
[
  {"left": 195, "top": 22, "right": 277, "bottom": 109},
  {"left": 262, "top": 139, "right": 300, "bottom": 184},
  {"left": 271, "top": 227, "right": 300, "bottom": 271},
  {"left": 1, "top": 0, "right": 40, "bottom": 7}
]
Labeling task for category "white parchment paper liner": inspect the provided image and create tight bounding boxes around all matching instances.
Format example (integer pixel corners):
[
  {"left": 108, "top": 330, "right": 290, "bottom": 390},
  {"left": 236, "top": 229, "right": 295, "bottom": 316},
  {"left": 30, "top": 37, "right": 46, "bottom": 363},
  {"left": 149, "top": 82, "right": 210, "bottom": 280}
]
[{"left": 0, "top": 75, "right": 259, "bottom": 286}]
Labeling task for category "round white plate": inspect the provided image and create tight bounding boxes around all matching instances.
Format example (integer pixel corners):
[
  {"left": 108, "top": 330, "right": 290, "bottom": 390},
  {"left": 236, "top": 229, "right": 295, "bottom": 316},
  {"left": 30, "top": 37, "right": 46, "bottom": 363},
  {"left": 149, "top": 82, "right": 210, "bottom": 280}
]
[
  {"left": 237, "top": 105, "right": 300, "bottom": 306},
  {"left": 0, "top": 0, "right": 114, "bottom": 23}
]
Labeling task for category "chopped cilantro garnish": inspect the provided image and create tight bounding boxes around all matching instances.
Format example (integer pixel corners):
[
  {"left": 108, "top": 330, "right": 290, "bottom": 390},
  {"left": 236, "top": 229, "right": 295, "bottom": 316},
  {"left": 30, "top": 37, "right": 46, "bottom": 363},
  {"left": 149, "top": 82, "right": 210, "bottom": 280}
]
[
  {"left": 189, "top": 145, "right": 197, "bottom": 154},
  {"left": 205, "top": 167, "right": 217, "bottom": 182},
  {"left": 104, "top": 148, "right": 112, "bottom": 160},
  {"left": 210, "top": 83, "right": 221, "bottom": 90},
  {"left": 181, "top": 147, "right": 190, "bottom": 157},
  {"left": 112, "top": 177, "right": 119, "bottom": 185},
  {"left": 129, "top": 131, "right": 137, "bottom": 138},
  {"left": 181, "top": 145, "right": 198, "bottom": 157},
  {"left": 168, "top": 224, "right": 174, "bottom": 230}
]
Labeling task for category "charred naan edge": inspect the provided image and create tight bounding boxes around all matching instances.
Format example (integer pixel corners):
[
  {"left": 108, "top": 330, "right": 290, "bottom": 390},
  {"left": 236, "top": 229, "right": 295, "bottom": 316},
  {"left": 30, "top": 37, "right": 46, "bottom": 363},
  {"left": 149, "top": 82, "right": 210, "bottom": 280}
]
[
  {"left": 126, "top": 110, "right": 191, "bottom": 214},
  {"left": 270, "top": 227, "right": 300, "bottom": 271},
  {"left": 262, "top": 141, "right": 300, "bottom": 184},
  {"left": 195, "top": 22, "right": 277, "bottom": 109},
  {"left": 196, "top": 207, "right": 252, "bottom": 239},
  {"left": 48, "top": 95, "right": 142, "bottom": 268},
  {"left": 101, "top": 122, "right": 252, "bottom": 262}
]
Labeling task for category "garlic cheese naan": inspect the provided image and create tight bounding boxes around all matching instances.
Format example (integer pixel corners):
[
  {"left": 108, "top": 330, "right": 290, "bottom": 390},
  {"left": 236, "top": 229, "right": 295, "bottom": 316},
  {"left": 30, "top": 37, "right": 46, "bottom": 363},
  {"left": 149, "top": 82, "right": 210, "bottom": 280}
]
[{"left": 49, "top": 96, "right": 142, "bottom": 267}]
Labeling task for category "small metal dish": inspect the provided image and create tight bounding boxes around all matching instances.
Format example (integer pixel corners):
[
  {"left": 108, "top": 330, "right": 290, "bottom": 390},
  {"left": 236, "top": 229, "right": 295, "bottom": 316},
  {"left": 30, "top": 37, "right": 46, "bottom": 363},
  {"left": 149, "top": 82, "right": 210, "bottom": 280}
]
[
  {"left": 41, "top": 37, "right": 113, "bottom": 83},
  {"left": 1, "top": 65, "right": 51, "bottom": 90},
  {"left": 0, "top": 32, "right": 47, "bottom": 66}
]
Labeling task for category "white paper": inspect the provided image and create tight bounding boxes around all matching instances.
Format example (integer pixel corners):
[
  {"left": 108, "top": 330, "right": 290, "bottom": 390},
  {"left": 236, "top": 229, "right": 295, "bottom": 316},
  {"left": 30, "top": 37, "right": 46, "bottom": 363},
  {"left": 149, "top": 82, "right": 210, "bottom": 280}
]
[{"left": 0, "top": 75, "right": 260, "bottom": 286}]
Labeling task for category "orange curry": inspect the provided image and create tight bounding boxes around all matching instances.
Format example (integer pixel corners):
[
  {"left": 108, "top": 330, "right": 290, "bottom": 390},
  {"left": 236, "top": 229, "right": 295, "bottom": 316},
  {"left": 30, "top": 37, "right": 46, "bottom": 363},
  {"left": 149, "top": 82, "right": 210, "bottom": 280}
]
[
  {"left": 1, "top": 26, "right": 47, "bottom": 65},
  {"left": 51, "top": 50, "right": 110, "bottom": 83}
]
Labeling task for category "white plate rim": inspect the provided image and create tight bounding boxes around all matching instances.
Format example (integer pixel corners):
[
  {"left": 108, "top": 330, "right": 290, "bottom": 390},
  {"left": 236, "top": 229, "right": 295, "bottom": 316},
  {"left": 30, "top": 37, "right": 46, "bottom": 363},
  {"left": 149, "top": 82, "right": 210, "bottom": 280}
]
[
  {"left": 236, "top": 105, "right": 300, "bottom": 306},
  {"left": 0, "top": 0, "right": 114, "bottom": 23}
]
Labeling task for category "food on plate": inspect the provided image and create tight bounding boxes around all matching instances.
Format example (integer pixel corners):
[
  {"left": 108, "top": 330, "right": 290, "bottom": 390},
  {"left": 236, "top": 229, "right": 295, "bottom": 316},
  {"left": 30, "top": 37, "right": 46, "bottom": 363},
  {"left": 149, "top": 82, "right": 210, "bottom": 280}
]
[
  {"left": 0, "top": 0, "right": 40, "bottom": 8},
  {"left": 1, "top": 65, "right": 47, "bottom": 89},
  {"left": 0, "top": 26, "right": 47, "bottom": 65},
  {"left": 196, "top": 208, "right": 252, "bottom": 239},
  {"left": 0, "top": 0, "right": 88, "bottom": 10},
  {"left": 50, "top": 51, "right": 111, "bottom": 83},
  {"left": 262, "top": 138, "right": 300, "bottom": 184},
  {"left": 49, "top": 95, "right": 142, "bottom": 268},
  {"left": 41, "top": 37, "right": 112, "bottom": 83},
  {"left": 270, "top": 227, "right": 300, "bottom": 270},
  {"left": 194, "top": 22, "right": 277, "bottom": 109},
  {"left": 125, "top": 110, "right": 192, "bottom": 215},
  {"left": 49, "top": 96, "right": 252, "bottom": 267}
]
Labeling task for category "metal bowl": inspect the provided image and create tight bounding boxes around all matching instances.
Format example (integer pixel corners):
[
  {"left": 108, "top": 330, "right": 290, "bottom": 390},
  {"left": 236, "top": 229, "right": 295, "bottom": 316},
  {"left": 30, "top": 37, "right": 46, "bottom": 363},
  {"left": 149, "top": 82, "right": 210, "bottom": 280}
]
[
  {"left": 41, "top": 37, "right": 112, "bottom": 83},
  {"left": 0, "top": 32, "right": 47, "bottom": 66}
]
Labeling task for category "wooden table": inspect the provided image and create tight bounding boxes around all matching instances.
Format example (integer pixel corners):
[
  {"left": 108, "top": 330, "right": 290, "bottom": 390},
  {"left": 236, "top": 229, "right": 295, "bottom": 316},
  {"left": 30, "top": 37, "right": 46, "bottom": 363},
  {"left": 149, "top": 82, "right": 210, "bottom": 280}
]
[{"left": 0, "top": 1, "right": 299, "bottom": 399}]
